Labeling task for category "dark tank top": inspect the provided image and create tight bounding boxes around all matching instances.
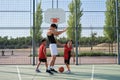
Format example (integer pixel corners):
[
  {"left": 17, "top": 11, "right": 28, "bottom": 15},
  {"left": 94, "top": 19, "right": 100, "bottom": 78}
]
[{"left": 47, "top": 34, "right": 56, "bottom": 43}]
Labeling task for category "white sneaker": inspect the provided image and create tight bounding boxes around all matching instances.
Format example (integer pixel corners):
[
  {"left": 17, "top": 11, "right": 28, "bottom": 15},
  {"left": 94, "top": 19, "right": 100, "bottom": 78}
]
[{"left": 66, "top": 70, "right": 71, "bottom": 74}]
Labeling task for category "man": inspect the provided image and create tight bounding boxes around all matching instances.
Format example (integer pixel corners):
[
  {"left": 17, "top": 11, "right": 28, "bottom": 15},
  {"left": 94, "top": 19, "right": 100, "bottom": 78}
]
[{"left": 47, "top": 23, "right": 67, "bottom": 73}]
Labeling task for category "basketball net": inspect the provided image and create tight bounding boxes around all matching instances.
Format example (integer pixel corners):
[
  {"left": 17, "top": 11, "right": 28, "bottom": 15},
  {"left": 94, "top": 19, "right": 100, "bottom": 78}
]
[{"left": 50, "top": 18, "right": 59, "bottom": 24}]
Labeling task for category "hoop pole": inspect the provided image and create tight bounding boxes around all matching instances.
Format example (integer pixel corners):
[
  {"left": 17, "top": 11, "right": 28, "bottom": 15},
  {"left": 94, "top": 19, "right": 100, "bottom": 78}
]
[
  {"left": 52, "top": 0, "right": 54, "bottom": 8},
  {"left": 57, "top": 0, "right": 58, "bottom": 8}
]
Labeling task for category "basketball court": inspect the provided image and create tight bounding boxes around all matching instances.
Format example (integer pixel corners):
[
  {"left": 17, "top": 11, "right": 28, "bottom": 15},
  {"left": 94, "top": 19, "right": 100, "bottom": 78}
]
[
  {"left": 0, "top": 65, "right": 120, "bottom": 80},
  {"left": 0, "top": 0, "right": 120, "bottom": 80}
]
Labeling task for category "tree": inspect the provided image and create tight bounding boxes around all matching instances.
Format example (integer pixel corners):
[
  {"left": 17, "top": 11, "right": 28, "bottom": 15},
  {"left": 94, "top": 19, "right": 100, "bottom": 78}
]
[
  {"left": 104, "top": 0, "right": 120, "bottom": 53},
  {"left": 35, "top": 1, "right": 43, "bottom": 45},
  {"left": 30, "top": 1, "right": 43, "bottom": 46},
  {"left": 66, "top": 0, "right": 83, "bottom": 42}
]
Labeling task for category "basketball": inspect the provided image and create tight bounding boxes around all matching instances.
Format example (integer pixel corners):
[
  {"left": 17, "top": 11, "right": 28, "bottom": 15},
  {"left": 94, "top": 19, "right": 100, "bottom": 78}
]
[{"left": 58, "top": 66, "right": 64, "bottom": 73}]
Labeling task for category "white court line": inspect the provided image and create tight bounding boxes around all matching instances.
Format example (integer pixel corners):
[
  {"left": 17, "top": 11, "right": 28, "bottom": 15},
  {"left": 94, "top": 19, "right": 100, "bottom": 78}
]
[
  {"left": 16, "top": 66, "right": 22, "bottom": 80},
  {"left": 91, "top": 65, "right": 95, "bottom": 80}
]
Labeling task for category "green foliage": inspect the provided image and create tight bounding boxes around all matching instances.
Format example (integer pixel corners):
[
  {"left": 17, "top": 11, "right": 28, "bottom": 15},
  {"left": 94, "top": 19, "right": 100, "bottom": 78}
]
[
  {"left": 35, "top": 1, "right": 43, "bottom": 43},
  {"left": 28, "top": 52, "right": 63, "bottom": 57},
  {"left": 0, "top": 36, "right": 32, "bottom": 49},
  {"left": 58, "top": 37, "right": 68, "bottom": 43},
  {"left": 104, "top": 0, "right": 120, "bottom": 42},
  {"left": 67, "top": 0, "right": 83, "bottom": 42},
  {"left": 104, "top": 0, "right": 120, "bottom": 53},
  {"left": 0, "top": 36, "right": 112, "bottom": 49},
  {"left": 79, "top": 36, "right": 109, "bottom": 46},
  {"left": 29, "top": 53, "right": 38, "bottom": 57},
  {"left": 45, "top": 52, "right": 117, "bottom": 57},
  {"left": 79, "top": 52, "right": 117, "bottom": 56},
  {"left": 29, "top": 51, "right": 117, "bottom": 57}
]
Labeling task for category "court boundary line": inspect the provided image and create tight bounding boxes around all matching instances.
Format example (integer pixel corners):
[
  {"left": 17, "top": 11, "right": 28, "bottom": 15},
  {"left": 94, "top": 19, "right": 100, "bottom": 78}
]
[
  {"left": 16, "top": 66, "right": 22, "bottom": 80},
  {"left": 91, "top": 65, "right": 95, "bottom": 80}
]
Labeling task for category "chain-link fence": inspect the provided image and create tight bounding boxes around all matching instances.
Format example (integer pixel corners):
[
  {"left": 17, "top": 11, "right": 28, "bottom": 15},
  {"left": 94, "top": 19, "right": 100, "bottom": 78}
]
[{"left": 0, "top": 0, "right": 118, "bottom": 64}]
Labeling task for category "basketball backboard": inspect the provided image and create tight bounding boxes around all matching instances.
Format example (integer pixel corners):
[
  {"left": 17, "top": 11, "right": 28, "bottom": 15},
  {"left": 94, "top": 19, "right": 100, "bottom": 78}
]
[{"left": 44, "top": 8, "right": 65, "bottom": 24}]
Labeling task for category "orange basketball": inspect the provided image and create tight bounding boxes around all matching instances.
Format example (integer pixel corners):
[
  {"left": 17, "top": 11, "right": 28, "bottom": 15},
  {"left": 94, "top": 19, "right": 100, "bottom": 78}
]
[{"left": 58, "top": 66, "right": 64, "bottom": 73}]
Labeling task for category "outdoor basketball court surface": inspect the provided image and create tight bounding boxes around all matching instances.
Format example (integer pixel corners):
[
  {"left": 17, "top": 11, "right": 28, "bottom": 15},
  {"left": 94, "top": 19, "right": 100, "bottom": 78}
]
[{"left": 0, "top": 65, "right": 120, "bottom": 80}]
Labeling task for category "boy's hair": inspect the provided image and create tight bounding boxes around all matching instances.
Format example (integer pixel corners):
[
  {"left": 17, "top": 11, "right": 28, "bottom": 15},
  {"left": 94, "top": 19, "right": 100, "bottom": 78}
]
[
  {"left": 66, "top": 40, "right": 73, "bottom": 44},
  {"left": 41, "top": 38, "right": 46, "bottom": 43},
  {"left": 50, "top": 23, "right": 57, "bottom": 29}
]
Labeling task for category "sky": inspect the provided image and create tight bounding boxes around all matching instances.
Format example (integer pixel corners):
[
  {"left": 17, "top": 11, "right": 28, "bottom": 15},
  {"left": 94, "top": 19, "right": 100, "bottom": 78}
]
[{"left": 0, "top": 0, "right": 106, "bottom": 38}]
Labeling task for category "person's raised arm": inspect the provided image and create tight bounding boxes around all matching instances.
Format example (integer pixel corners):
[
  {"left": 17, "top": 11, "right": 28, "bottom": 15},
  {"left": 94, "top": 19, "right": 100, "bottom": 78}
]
[
  {"left": 52, "top": 28, "right": 67, "bottom": 36},
  {"left": 56, "top": 40, "right": 65, "bottom": 47}
]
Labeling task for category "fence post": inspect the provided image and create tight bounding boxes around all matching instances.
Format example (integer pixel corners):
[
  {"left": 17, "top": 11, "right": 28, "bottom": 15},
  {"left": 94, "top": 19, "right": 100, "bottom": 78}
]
[
  {"left": 75, "top": 0, "right": 79, "bottom": 65},
  {"left": 32, "top": 0, "right": 36, "bottom": 65},
  {"left": 116, "top": 0, "right": 120, "bottom": 65}
]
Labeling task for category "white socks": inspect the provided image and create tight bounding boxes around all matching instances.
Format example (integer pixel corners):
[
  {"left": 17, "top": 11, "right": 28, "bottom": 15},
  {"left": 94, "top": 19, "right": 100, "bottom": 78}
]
[{"left": 48, "top": 66, "right": 54, "bottom": 70}]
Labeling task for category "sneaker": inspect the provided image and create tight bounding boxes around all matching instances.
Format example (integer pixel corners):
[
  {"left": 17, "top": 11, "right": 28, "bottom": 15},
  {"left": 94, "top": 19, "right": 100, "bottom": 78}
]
[
  {"left": 50, "top": 68, "right": 58, "bottom": 73},
  {"left": 36, "top": 69, "right": 41, "bottom": 73},
  {"left": 46, "top": 70, "right": 54, "bottom": 75},
  {"left": 66, "top": 70, "right": 71, "bottom": 74}
]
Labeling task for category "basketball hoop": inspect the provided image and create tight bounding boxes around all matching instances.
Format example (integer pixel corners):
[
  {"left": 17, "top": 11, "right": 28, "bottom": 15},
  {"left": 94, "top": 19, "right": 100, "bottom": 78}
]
[{"left": 50, "top": 18, "right": 59, "bottom": 24}]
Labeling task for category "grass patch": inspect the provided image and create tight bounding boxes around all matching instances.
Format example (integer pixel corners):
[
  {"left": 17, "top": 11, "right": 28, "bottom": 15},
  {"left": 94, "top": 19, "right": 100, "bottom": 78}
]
[
  {"left": 29, "top": 53, "right": 38, "bottom": 57},
  {"left": 79, "top": 52, "right": 117, "bottom": 57},
  {"left": 29, "top": 52, "right": 117, "bottom": 57}
]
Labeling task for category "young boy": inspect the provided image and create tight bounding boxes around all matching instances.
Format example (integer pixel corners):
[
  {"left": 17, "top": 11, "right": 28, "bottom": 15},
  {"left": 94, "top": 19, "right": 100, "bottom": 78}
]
[
  {"left": 35, "top": 38, "right": 53, "bottom": 75},
  {"left": 64, "top": 40, "right": 75, "bottom": 73}
]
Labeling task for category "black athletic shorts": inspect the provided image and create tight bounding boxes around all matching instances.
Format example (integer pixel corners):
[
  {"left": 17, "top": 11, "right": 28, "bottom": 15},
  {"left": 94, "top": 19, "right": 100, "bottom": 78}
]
[
  {"left": 64, "top": 59, "right": 70, "bottom": 64},
  {"left": 64, "top": 51, "right": 71, "bottom": 64},
  {"left": 39, "top": 58, "right": 47, "bottom": 62}
]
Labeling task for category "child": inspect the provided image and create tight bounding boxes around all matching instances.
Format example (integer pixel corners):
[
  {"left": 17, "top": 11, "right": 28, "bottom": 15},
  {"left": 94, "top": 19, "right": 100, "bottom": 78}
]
[
  {"left": 35, "top": 38, "right": 53, "bottom": 75},
  {"left": 64, "top": 40, "right": 75, "bottom": 73}
]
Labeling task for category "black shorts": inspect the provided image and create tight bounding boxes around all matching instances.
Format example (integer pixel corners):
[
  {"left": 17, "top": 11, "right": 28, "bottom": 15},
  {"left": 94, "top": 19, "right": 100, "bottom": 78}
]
[
  {"left": 64, "top": 51, "right": 71, "bottom": 64},
  {"left": 39, "top": 58, "right": 47, "bottom": 62},
  {"left": 64, "top": 57, "right": 71, "bottom": 65}
]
